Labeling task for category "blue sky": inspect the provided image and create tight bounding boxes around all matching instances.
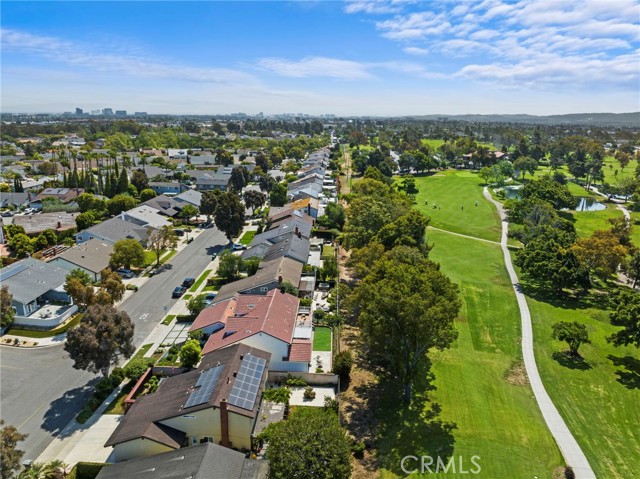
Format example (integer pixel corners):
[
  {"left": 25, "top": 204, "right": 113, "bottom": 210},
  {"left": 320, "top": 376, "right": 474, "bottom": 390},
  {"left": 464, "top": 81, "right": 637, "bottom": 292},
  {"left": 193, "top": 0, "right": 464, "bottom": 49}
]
[{"left": 2, "top": 0, "right": 639, "bottom": 115}]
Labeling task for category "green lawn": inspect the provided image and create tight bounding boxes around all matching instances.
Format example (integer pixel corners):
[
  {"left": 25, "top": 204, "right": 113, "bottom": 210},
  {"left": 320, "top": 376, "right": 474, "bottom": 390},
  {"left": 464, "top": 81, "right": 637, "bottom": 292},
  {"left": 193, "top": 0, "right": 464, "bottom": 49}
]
[
  {"left": 630, "top": 212, "right": 640, "bottom": 246},
  {"left": 377, "top": 230, "right": 563, "bottom": 478},
  {"left": 239, "top": 230, "right": 256, "bottom": 245},
  {"left": 414, "top": 171, "right": 502, "bottom": 242},
  {"left": 4, "top": 313, "right": 82, "bottom": 338},
  {"left": 321, "top": 244, "right": 335, "bottom": 259},
  {"left": 161, "top": 314, "right": 176, "bottom": 326},
  {"left": 189, "top": 269, "right": 212, "bottom": 293},
  {"left": 602, "top": 155, "right": 639, "bottom": 184},
  {"left": 573, "top": 203, "right": 624, "bottom": 239},
  {"left": 519, "top": 277, "right": 640, "bottom": 478},
  {"left": 312, "top": 327, "right": 331, "bottom": 351}
]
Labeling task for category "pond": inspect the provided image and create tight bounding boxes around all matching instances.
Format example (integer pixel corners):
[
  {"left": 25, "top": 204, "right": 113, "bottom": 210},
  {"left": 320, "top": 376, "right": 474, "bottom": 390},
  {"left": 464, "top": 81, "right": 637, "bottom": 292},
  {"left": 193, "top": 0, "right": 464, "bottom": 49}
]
[
  {"left": 503, "top": 186, "right": 523, "bottom": 200},
  {"left": 575, "top": 197, "right": 606, "bottom": 212}
]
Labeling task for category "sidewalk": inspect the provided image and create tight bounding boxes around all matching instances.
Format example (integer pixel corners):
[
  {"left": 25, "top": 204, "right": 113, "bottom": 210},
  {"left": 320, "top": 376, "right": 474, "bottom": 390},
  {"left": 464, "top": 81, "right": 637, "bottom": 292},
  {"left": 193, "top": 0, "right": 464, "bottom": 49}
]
[
  {"left": 32, "top": 223, "right": 256, "bottom": 466},
  {"left": 484, "top": 187, "right": 596, "bottom": 479}
]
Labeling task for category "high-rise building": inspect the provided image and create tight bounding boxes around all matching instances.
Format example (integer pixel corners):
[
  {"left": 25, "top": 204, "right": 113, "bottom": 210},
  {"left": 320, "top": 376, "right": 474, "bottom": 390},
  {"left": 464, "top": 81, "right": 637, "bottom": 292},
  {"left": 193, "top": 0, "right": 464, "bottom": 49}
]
[
  {"left": 75, "top": 108, "right": 83, "bottom": 115},
  {"left": 115, "top": 110, "right": 127, "bottom": 117},
  {"left": 134, "top": 112, "right": 148, "bottom": 117},
  {"left": 102, "top": 108, "right": 114, "bottom": 116},
  {"left": 91, "top": 109, "right": 102, "bottom": 115}
]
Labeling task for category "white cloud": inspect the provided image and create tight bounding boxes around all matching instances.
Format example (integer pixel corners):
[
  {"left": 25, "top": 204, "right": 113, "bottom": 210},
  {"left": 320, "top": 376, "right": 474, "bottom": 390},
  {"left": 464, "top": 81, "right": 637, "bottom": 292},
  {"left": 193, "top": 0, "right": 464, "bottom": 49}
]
[
  {"left": 0, "top": 28, "right": 259, "bottom": 85},
  {"left": 256, "top": 56, "right": 373, "bottom": 79},
  {"left": 376, "top": 12, "right": 451, "bottom": 40},
  {"left": 403, "top": 46, "right": 429, "bottom": 55}
]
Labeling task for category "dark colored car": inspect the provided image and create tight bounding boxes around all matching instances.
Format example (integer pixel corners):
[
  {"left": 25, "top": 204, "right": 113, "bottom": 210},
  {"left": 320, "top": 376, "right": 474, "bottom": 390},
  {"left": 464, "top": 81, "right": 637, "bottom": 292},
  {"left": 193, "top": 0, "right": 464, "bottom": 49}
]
[
  {"left": 204, "top": 293, "right": 217, "bottom": 305},
  {"left": 172, "top": 286, "right": 187, "bottom": 298},
  {"left": 182, "top": 277, "right": 196, "bottom": 288},
  {"left": 174, "top": 229, "right": 185, "bottom": 237}
]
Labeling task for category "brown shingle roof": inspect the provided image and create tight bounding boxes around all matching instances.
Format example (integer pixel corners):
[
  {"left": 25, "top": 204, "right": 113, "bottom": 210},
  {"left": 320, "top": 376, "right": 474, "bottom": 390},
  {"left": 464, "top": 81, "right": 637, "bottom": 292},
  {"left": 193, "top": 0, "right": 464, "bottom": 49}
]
[
  {"left": 289, "top": 339, "right": 312, "bottom": 363},
  {"left": 104, "top": 344, "right": 271, "bottom": 448},
  {"left": 200, "top": 289, "right": 299, "bottom": 355}
]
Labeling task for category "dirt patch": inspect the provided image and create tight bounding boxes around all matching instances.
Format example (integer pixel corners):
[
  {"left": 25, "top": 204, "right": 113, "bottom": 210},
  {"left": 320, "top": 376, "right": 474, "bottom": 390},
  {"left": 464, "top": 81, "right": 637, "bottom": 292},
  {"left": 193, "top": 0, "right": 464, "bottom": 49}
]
[
  {"left": 504, "top": 360, "right": 529, "bottom": 386},
  {"left": 339, "top": 324, "right": 381, "bottom": 478},
  {"left": 552, "top": 465, "right": 573, "bottom": 479}
]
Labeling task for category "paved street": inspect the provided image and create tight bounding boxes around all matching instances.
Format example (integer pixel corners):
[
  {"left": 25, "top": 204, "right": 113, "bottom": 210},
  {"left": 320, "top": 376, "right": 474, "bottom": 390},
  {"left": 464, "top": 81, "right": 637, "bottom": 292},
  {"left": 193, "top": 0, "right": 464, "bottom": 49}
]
[
  {"left": 0, "top": 225, "right": 228, "bottom": 461},
  {"left": 120, "top": 226, "right": 228, "bottom": 345}
]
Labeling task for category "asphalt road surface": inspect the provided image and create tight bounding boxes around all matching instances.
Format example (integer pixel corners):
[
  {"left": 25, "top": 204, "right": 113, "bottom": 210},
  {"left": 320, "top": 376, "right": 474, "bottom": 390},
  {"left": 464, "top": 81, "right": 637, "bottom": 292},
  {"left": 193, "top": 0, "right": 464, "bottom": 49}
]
[{"left": 0, "top": 226, "right": 228, "bottom": 461}]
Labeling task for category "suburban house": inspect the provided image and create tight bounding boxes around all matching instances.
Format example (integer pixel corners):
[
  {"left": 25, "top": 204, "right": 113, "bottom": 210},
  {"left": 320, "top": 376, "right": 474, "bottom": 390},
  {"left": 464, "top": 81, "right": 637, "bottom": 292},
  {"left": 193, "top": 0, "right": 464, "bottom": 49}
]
[
  {"left": 167, "top": 149, "right": 189, "bottom": 160},
  {"left": 213, "top": 257, "right": 303, "bottom": 303},
  {"left": 194, "top": 171, "right": 230, "bottom": 191},
  {"left": 47, "top": 239, "right": 114, "bottom": 282},
  {"left": 189, "top": 154, "right": 217, "bottom": 166},
  {"left": 11, "top": 212, "right": 79, "bottom": 236},
  {"left": 95, "top": 442, "right": 268, "bottom": 479},
  {"left": 0, "top": 192, "right": 29, "bottom": 208},
  {"left": 191, "top": 289, "right": 311, "bottom": 372},
  {"left": 242, "top": 232, "right": 311, "bottom": 265},
  {"left": 76, "top": 215, "right": 150, "bottom": 245},
  {"left": 251, "top": 216, "right": 312, "bottom": 247},
  {"left": 32, "top": 187, "right": 85, "bottom": 205},
  {"left": 0, "top": 257, "right": 77, "bottom": 329},
  {"left": 124, "top": 205, "right": 172, "bottom": 229},
  {"left": 105, "top": 344, "right": 271, "bottom": 461},
  {"left": 141, "top": 195, "right": 181, "bottom": 218},
  {"left": 269, "top": 199, "right": 318, "bottom": 222},
  {"left": 173, "top": 189, "right": 203, "bottom": 209},
  {"left": 148, "top": 182, "right": 189, "bottom": 196}
]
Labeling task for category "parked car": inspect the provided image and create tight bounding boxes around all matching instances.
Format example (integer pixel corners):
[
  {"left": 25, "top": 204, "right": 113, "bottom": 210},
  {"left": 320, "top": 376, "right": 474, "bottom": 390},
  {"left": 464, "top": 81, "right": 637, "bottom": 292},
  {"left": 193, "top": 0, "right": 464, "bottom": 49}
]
[
  {"left": 1, "top": 211, "right": 14, "bottom": 217},
  {"left": 174, "top": 229, "right": 185, "bottom": 237},
  {"left": 172, "top": 286, "right": 187, "bottom": 298},
  {"left": 204, "top": 293, "right": 217, "bottom": 305},
  {"left": 211, "top": 252, "right": 218, "bottom": 260},
  {"left": 116, "top": 269, "right": 135, "bottom": 279},
  {"left": 182, "top": 277, "right": 196, "bottom": 288},
  {"left": 232, "top": 243, "right": 247, "bottom": 251},
  {"left": 148, "top": 268, "right": 158, "bottom": 276}
]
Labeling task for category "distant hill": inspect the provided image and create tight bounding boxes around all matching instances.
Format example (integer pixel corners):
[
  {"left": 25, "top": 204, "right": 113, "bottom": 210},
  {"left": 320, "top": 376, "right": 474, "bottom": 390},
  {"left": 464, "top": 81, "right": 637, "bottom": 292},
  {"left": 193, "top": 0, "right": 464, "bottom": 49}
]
[{"left": 403, "top": 112, "right": 640, "bottom": 127}]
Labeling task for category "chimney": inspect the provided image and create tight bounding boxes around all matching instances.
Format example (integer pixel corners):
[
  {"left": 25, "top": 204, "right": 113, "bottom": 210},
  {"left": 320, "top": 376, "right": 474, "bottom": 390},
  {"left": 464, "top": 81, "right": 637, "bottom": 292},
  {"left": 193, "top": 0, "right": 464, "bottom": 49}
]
[
  {"left": 220, "top": 399, "right": 230, "bottom": 448},
  {"left": 278, "top": 275, "right": 283, "bottom": 284},
  {"left": 295, "top": 226, "right": 299, "bottom": 235},
  {"left": 120, "top": 211, "right": 125, "bottom": 221}
]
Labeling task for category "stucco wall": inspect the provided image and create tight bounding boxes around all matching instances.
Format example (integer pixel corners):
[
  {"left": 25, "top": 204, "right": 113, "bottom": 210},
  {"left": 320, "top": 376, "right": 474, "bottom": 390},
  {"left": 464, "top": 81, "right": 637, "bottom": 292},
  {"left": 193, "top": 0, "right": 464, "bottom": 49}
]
[{"left": 113, "top": 438, "right": 173, "bottom": 462}]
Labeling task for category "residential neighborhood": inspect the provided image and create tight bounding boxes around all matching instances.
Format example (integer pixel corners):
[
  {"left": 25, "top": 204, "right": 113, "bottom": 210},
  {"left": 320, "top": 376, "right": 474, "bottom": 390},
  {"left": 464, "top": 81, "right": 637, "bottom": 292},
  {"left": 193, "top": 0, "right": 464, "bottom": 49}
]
[{"left": 2, "top": 2, "right": 640, "bottom": 479}]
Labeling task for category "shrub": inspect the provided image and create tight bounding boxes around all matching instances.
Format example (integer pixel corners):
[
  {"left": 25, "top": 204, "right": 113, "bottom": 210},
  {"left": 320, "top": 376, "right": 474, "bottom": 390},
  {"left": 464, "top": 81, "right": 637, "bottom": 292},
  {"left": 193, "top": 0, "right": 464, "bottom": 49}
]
[
  {"left": 299, "top": 297, "right": 313, "bottom": 307},
  {"left": 333, "top": 350, "right": 354, "bottom": 382},
  {"left": 110, "top": 367, "right": 125, "bottom": 384},
  {"left": 352, "top": 440, "right": 366, "bottom": 459},
  {"left": 125, "top": 284, "right": 138, "bottom": 291},
  {"left": 124, "top": 357, "right": 153, "bottom": 380},
  {"left": 303, "top": 386, "right": 316, "bottom": 400},
  {"left": 324, "top": 396, "right": 339, "bottom": 414},
  {"left": 284, "top": 375, "right": 307, "bottom": 387},
  {"left": 565, "top": 467, "right": 575, "bottom": 479},
  {"left": 263, "top": 387, "right": 292, "bottom": 404},
  {"left": 315, "top": 367, "right": 324, "bottom": 373}
]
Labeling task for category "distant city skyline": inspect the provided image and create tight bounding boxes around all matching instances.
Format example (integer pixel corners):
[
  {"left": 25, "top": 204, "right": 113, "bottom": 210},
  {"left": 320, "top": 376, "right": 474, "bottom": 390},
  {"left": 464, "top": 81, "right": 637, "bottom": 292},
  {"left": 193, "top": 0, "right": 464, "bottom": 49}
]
[{"left": 1, "top": 1, "right": 639, "bottom": 116}]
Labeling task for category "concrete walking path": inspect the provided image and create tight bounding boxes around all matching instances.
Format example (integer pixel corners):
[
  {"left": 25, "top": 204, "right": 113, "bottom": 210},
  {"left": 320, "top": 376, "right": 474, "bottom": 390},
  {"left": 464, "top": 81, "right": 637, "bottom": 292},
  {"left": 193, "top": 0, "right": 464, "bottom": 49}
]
[{"left": 483, "top": 187, "right": 596, "bottom": 479}]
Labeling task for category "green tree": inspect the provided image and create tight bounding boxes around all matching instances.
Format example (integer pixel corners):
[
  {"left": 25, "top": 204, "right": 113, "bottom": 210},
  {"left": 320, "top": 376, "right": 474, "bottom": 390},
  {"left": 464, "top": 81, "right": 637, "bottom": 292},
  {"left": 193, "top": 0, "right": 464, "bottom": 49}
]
[
  {"left": 99, "top": 269, "right": 125, "bottom": 304},
  {"left": 8, "top": 234, "right": 34, "bottom": 258},
  {"left": 216, "top": 249, "right": 243, "bottom": 282},
  {"left": 130, "top": 170, "right": 149, "bottom": 194},
  {"left": 75, "top": 211, "right": 96, "bottom": 231},
  {"left": 280, "top": 280, "right": 299, "bottom": 296},
  {"left": 229, "top": 166, "right": 250, "bottom": 192},
  {"left": 76, "top": 193, "right": 105, "bottom": 213},
  {"left": 64, "top": 304, "right": 135, "bottom": 377},
  {"left": 179, "top": 339, "right": 202, "bottom": 369},
  {"left": 552, "top": 321, "right": 591, "bottom": 356},
  {"left": 200, "top": 190, "right": 221, "bottom": 222},
  {"left": 353, "top": 246, "right": 460, "bottom": 402},
  {"left": 116, "top": 169, "right": 130, "bottom": 195},
  {"left": 513, "top": 156, "right": 538, "bottom": 180},
  {"left": 522, "top": 176, "right": 575, "bottom": 210},
  {"left": 323, "top": 203, "right": 345, "bottom": 230},
  {"left": 622, "top": 250, "right": 640, "bottom": 288},
  {"left": 187, "top": 295, "right": 207, "bottom": 317},
  {"left": 263, "top": 408, "right": 351, "bottom": 479},
  {"left": 139, "top": 188, "right": 156, "bottom": 202},
  {"left": 269, "top": 183, "right": 288, "bottom": 207},
  {"left": 110, "top": 239, "right": 145, "bottom": 269},
  {"left": 571, "top": 229, "right": 628, "bottom": 282},
  {"left": 243, "top": 256, "right": 261, "bottom": 276},
  {"left": 243, "top": 190, "right": 266, "bottom": 214},
  {"left": 0, "top": 286, "right": 16, "bottom": 329},
  {"left": 1, "top": 420, "right": 28, "bottom": 479},
  {"left": 106, "top": 194, "right": 137, "bottom": 216},
  {"left": 607, "top": 290, "right": 640, "bottom": 348},
  {"left": 146, "top": 225, "right": 178, "bottom": 267},
  {"left": 179, "top": 204, "right": 199, "bottom": 223},
  {"left": 332, "top": 350, "right": 353, "bottom": 383},
  {"left": 213, "top": 192, "right": 245, "bottom": 244},
  {"left": 375, "top": 209, "right": 430, "bottom": 251}
]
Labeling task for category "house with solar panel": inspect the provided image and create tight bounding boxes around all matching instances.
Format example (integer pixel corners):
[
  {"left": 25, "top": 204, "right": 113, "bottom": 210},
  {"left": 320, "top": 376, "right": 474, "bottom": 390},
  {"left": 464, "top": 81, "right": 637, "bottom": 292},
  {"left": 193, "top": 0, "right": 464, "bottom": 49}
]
[
  {"left": 0, "top": 257, "right": 77, "bottom": 329},
  {"left": 104, "top": 344, "right": 271, "bottom": 462}
]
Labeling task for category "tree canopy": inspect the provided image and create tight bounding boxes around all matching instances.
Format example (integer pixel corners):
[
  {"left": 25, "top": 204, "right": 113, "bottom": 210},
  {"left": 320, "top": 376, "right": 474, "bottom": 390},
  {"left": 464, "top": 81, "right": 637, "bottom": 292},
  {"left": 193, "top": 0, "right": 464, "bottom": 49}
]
[
  {"left": 552, "top": 321, "right": 591, "bottom": 356},
  {"left": 1, "top": 286, "right": 16, "bottom": 329},
  {"left": 352, "top": 246, "right": 460, "bottom": 402},
  {"left": 608, "top": 290, "right": 640, "bottom": 348},
  {"left": 1, "top": 420, "right": 28, "bottom": 479},
  {"left": 263, "top": 408, "right": 351, "bottom": 479},
  {"left": 64, "top": 304, "right": 135, "bottom": 377},
  {"left": 213, "top": 192, "right": 245, "bottom": 243},
  {"left": 110, "top": 238, "right": 145, "bottom": 269}
]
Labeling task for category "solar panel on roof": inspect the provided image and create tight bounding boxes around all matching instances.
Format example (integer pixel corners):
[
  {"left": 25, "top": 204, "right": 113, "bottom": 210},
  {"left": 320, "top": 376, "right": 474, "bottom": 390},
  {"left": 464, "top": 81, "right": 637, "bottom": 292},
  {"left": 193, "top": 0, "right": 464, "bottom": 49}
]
[
  {"left": 227, "top": 356, "right": 266, "bottom": 411},
  {"left": 0, "top": 262, "right": 28, "bottom": 281},
  {"left": 184, "top": 366, "right": 224, "bottom": 409}
]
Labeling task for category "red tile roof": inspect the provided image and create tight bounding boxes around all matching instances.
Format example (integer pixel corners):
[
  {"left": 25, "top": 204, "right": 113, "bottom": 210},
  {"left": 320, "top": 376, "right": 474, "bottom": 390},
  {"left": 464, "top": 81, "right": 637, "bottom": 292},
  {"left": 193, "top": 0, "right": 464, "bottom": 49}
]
[
  {"left": 289, "top": 339, "right": 312, "bottom": 363},
  {"left": 200, "top": 289, "right": 299, "bottom": 355},
  {"left": 189, "top": 299, "right": 235, "bottom": 332}
]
